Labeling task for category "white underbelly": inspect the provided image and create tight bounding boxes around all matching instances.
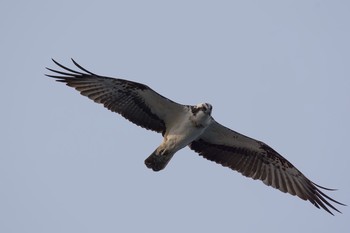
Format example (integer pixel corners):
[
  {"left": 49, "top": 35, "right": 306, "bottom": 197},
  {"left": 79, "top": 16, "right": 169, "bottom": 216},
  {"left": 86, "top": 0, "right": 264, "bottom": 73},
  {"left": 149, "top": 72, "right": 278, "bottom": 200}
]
[{"left": 163, "top": 122, "right": 206, "bottom": 153}]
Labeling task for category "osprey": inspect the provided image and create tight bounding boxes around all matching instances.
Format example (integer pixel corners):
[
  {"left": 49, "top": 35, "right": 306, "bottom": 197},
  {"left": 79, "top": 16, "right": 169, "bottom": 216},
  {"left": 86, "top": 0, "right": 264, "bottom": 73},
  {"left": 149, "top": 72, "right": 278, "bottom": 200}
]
[{"left": 47, "top": 59, "right": 345, "bottom": 215}]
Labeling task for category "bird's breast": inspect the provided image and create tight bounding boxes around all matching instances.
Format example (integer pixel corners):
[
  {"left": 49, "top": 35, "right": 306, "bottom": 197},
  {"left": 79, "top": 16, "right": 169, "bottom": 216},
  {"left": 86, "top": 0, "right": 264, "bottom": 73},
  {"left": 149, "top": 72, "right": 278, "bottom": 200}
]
[{"left": 166, "top": 116, "right": 210, "bottom": 150}]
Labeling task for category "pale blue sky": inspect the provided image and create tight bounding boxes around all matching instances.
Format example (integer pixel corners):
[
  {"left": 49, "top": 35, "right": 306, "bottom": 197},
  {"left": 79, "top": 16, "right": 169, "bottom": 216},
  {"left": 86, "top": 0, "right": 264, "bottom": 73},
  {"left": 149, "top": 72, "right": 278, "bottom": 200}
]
[{"left": 1, "top": 1, "right": 349, "bottom": 232}]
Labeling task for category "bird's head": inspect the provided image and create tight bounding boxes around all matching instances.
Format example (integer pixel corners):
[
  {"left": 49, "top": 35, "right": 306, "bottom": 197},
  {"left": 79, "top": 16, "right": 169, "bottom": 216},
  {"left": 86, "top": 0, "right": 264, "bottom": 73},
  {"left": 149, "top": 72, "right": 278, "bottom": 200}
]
[
  {"left": 191, "top": 103, "right": 212, "bottom": 116},
  {"left": 190, "top": 103, "right": 213, "bottom": 128},
  {"left": 199, "top": 103, "right": 212, "bottom": 115}
]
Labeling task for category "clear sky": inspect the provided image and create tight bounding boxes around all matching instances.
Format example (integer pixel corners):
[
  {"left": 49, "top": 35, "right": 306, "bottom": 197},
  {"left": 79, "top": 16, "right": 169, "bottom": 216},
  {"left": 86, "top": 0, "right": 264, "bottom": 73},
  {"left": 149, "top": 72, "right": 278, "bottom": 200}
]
[{"left": 1, "top": 0, "right": 349, "bottom": 232}]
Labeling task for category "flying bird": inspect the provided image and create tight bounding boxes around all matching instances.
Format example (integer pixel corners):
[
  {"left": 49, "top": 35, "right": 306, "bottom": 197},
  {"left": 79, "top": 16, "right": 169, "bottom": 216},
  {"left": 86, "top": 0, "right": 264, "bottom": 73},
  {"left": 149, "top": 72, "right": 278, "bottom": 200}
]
[{"left": 46, "top": 59, "right": 345, "bottom": 215}]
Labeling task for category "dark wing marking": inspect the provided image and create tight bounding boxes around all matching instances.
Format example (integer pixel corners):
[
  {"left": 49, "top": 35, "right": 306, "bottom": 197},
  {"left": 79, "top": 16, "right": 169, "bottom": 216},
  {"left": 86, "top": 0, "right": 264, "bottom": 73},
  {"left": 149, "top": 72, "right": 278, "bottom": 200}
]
[
  {"left": 46, "top": 59, "right": 185, "bottom": 134},
  {"left": 189, "top": 120, "right": 345, "bottom": 215}
]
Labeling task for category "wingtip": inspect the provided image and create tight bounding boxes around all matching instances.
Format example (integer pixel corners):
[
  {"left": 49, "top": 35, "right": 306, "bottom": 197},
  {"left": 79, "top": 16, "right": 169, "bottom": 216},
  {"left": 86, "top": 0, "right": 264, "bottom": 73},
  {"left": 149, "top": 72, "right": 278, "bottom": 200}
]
[
  {"left": 51, "top": 58, "right": 59, "bottom": 66},
  {"left": 50, "top": 58, "right": 76, "bottom": 67},
  {"left": 311, "top": 181, "right": 338, "bottom": 191},
  {"left": 71, "top": 58, "right": 79, "bottom": 67}
]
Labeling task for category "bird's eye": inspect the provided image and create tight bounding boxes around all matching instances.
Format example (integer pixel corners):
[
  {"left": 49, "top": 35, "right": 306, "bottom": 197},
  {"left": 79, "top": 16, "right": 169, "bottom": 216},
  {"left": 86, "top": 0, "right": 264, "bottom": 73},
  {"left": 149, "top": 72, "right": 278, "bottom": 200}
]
[{"left": 191, "top": 106, "right": 200, "bottom": 114}]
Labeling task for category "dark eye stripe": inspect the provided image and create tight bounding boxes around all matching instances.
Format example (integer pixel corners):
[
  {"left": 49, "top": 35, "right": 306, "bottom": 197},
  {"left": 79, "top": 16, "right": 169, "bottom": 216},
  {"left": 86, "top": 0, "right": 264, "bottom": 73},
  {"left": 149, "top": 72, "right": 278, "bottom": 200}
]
[{"left": 191, "top": 106, "right": 200, "bottom": 115}]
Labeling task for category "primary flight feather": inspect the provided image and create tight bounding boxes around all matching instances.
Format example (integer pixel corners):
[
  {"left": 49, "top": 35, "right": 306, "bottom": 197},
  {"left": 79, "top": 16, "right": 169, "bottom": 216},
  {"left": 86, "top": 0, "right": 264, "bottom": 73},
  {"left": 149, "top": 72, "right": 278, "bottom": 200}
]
[{"left": 46, "top": 59, "right": 345, "bottom": 215}]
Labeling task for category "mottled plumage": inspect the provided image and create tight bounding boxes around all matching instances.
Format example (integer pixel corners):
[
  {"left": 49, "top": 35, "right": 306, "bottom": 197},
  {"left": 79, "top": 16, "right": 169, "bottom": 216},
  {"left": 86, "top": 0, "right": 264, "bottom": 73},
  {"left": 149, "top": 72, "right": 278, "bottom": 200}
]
[{"left": 46, "top": 59, "right": 345, "bottom": 215}]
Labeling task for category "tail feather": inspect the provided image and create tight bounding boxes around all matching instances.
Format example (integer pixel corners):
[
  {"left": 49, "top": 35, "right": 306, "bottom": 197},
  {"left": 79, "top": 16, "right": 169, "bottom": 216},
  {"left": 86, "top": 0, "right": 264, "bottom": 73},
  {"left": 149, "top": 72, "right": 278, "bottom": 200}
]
[{"left": 145, "top": 149, "right": 174, "bottom": 172}]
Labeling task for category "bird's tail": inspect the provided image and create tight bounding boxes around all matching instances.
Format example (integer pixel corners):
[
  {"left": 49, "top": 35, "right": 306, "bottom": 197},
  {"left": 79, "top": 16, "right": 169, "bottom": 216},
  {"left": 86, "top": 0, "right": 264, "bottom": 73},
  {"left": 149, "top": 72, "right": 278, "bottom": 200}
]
[{"left": 144, "top": 149, "right": 175, "bottom": 172}]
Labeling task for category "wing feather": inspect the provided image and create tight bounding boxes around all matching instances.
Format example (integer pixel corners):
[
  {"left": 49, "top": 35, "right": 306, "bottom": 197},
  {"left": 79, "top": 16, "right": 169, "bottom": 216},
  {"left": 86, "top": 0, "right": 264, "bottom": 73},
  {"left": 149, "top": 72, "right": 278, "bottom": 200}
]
[
  {"left": 189, "top": 120, "right": 345, "bottom": 215},
  {"left": 46, "top": 59, "right": 185, "bottom": 134}
]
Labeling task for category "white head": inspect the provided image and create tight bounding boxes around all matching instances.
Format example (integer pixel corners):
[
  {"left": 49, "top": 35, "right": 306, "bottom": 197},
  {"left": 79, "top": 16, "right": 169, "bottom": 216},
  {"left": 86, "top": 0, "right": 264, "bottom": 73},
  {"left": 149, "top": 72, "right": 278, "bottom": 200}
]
[
  {"left": 190, "top": 103, "right": 213, "bottom": 128},
  {"left": 191, "top": 103, "right": 212, "bottom": 116}
]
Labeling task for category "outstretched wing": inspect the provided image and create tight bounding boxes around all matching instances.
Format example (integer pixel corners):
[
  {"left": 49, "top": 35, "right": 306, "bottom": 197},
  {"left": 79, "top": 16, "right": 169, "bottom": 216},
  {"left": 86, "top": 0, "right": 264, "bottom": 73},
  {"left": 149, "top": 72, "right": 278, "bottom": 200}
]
[
  {"left": 46, "top": 59, "right": 186, "bottom": 134},
  {"left": 189, "top": 120, "right": 345, "bottom": 215}
]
